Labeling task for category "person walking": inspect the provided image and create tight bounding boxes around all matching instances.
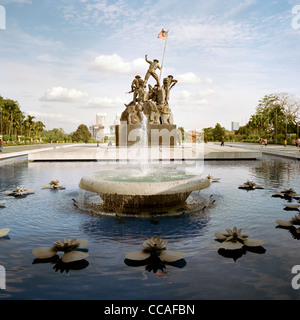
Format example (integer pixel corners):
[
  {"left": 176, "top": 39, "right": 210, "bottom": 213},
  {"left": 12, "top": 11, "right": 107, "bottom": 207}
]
[
  {"left": 220, "top": 136, "right": 225, "bottom": 146},
  {"left": 0, "top": 138, "right": 3, "bottom": 152},
  {"left": 264, "top": 138, "right": 268, "bottom": 147}
]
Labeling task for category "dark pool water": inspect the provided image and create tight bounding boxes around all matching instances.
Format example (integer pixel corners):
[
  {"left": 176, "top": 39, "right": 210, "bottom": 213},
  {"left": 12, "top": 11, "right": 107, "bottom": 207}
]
[{"left": 0, "top": 156, "right": 300, "bottom": 300}]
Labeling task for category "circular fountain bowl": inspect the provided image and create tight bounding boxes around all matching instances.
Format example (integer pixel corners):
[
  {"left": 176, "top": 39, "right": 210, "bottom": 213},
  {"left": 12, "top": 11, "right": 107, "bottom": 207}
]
[{"left": 79, "top": 169, "right": 211, "bottom": 210}]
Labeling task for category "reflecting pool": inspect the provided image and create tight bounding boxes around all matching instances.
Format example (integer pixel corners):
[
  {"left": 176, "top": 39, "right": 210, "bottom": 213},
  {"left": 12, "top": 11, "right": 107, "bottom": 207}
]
[{"left": 0, "top": 155, "right": 299, "bottom": 300}]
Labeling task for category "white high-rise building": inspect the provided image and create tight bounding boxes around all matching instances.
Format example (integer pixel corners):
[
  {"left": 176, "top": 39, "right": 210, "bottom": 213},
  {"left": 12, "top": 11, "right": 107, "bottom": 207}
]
[
  {"left": 114, "top": 113, "right": 121, "bottom": 125},
  {"left": 231, "top": 121, "right": 240, "bottom": 131},
  {"left": 96, "top": 113, "right": 109, "bottom": 134}
]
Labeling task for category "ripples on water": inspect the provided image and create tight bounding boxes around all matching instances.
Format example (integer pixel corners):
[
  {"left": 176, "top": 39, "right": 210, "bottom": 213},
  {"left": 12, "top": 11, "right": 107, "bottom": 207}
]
[{"left": 0, "top": 156, "right": 300, "bottom": 299}]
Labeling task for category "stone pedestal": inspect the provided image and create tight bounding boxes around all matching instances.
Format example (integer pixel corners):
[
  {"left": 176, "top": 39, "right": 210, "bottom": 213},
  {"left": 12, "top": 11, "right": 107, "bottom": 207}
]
[{"left": 115, "top": 123, "right": 177, "bottom": 147}]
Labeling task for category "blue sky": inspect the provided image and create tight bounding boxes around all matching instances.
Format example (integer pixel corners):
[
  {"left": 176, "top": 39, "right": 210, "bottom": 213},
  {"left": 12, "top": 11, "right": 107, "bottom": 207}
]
[{"left": 0, "top": 0, "right": 299, "bottom": 133}]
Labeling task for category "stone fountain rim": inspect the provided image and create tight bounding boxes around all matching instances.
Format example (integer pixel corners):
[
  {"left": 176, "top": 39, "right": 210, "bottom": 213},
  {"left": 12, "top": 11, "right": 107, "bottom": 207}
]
[{"left": 79, "top": 170, "right": 210, "bottom": 196}]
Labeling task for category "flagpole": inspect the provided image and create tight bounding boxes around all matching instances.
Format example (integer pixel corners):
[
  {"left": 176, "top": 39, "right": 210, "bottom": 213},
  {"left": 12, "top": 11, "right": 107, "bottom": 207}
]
[{"left": 159, "top": 31, "right": 168, "bottom": 83}]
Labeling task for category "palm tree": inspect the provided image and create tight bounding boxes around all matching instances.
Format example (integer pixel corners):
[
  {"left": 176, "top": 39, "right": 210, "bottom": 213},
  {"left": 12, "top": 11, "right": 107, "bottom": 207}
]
[
  {"left": 24, "top": 115, "right": 35, "bottom": 139},
  {"left": 34, "top": 121, "right": 45, "bottom": 140}
]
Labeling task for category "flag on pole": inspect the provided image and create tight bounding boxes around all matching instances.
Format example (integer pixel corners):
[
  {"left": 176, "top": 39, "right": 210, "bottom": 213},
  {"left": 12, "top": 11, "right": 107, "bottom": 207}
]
[{"left": 158, "top": 29, "right": 168, "bottom": 40}]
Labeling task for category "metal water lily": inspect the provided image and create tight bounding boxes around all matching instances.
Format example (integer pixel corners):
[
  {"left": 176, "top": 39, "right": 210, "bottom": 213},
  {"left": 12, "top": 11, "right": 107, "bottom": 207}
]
[
  {"left": 32, "top": 238, "right": 89, "bottom": 263},
  {"left": 0, "top": 228, "right": 10, "bottom": 238},
  {"left": 276, "top": 215, "right": 300, "bottom": 232},
  {"left": 238, "top": 180, "right": 264, "bottom": 190},
  {"left": 272, "top": 188, "right": 300, "bottom": 199},
  {"left": 215, "top": 227, "right": 266, "bottom": 250},
  {"left": 125, "top": 236, "right": 185, "bottom": 262},
  {"left": 42, "top": 180, "right": 66, "bottom": 190},
  {"left": 4, "top": 186, "right": 34, "bottom": 197}
]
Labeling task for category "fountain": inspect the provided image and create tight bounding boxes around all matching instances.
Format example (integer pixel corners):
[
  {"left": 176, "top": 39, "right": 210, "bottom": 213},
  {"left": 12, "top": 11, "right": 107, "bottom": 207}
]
[{"left": 79, "top": 54, "right": 211, "bottom": 212}]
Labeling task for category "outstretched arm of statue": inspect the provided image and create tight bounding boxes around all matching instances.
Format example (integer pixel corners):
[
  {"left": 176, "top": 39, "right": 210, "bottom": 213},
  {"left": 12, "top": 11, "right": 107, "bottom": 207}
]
[
  {"left": 145, "top": 54, "right": 150, "bottom": 64},
  {"left": 170, "top": 80, "right": 178, "bottom": 89}
]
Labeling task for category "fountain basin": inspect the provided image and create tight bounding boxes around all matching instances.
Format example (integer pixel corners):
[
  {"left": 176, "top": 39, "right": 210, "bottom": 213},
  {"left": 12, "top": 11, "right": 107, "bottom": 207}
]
[{"left": 79, "top": 169, "right": 211, "bottom": 210}]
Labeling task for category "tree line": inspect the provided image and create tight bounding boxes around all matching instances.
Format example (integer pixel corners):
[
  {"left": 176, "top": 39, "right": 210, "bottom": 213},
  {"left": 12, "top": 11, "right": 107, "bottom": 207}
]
[
  {"left": 235, "top": 92, "right": 300, "bottom": 144},
  {"left": 204, "top": 92, "right": 300, "bottom": 145},
  {"left": 0, "top": 96, "right": 92, "bottom": 144}
]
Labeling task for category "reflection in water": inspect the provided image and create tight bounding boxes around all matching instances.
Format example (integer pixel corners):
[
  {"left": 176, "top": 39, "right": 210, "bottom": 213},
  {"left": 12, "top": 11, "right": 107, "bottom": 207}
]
[
  {"left": 81, "top": 207, "right": 211, "bottom": 243},
  {"left": 78, "top": 190, "right": 214, "bottom": 243},
  {"left": 276, "top": 225, "right": 300, "bottom": 240},
  {"left": 32, "top": 255, "right": 89, "bottom": 273},
  {"left": 252, "top": 156, "right": 300, "bottom": 190},
  {"left": 124, "top": 255, "right": 186, "bottom": 275},
  {"left": 217, "top": 246, "right": 266, "bottom": 262}
]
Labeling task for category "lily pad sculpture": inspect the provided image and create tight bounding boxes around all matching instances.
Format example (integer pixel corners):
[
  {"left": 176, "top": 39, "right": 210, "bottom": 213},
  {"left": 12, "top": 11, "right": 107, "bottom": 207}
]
[
  {"left": 214, "top": 227, "right": 266, "bottom": 250},
  {"left": 272, "top": 188, "right": 300, "bottom": 199},
  {"left": 125, "top": 236, "right": 185, "bottom": 263},
  {"left": 4, "top": 186, "right": 34, "bottom": 197},
  {"left": 238, "top": 180, "right": 264, "bottom": 190},
  {"left": 283, "top": 203, "right": 300, "bottom": 211},
  {"left": 0, "top": 228, "right": 10, "bottom": 239},
  {"left": 276, "top": 215, "right": 300, "bottom": 232},
  {"left": 42, "top": 180, "right": 66, "bottom": 190},
  {"left": 32, "top": 238, "right": 89, "bottom": 263}
]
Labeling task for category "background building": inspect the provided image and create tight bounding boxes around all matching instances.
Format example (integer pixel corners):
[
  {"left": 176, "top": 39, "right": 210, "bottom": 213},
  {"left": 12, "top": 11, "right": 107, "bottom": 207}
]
[{"left": 231, "top": 121, "right": 240, "bottom": 131}]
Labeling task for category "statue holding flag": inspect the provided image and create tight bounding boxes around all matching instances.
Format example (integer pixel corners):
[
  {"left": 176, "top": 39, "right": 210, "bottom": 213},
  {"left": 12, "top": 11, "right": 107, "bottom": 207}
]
[
  {"left": 117, "top": 28, "right": 177, "bottom": 146},
  {"left": 144, "top": 55, "right": 161, "bottom": 87}
]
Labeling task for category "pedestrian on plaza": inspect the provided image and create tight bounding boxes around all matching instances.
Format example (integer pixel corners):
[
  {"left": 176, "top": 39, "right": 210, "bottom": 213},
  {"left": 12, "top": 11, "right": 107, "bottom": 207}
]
[
  {"left": 284, "top": 138, "right": 287, "bottom": 147},
  {"left": 220, "top": 136, "right": 225, "bottom": 146},
  {"left": 259, "top": 137, "right": 263, "bottom": 147},
  {"left": 264, "top": 138, "right": 268, "bottom": 147},
  {"left": 0, "top": 138, "right": 3, "bottom": 152}
]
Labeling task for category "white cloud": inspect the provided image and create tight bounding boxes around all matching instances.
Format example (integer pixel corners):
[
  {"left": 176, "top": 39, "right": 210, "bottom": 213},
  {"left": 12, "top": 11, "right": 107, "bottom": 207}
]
[
  {"left": 41, "top": 86, "right": 88, "bottom": 103},
  {"left": 173, "top": 89, "right": 214, "bottom": 110},
  {"left": 84, "top": 96, "right": 125, "bottom": 109},
  {"left": 90, "top": 54, "right": 145, "bottom": 75},
  {"left": 26, "top": 111, "right": 81, "bottom": 126},
  {"left": 175, "top": 72, "right": 213, "bottom": 85}
]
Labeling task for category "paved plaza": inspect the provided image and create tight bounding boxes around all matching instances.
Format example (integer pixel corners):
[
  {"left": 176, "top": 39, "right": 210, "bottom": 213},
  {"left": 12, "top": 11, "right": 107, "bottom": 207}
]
[{"left": 0, "top": 142, "right": 299, "bottom": 162}]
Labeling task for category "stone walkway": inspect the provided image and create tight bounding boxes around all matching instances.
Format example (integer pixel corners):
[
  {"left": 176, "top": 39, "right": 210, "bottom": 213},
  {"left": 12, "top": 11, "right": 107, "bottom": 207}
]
[
  {"left": 0, "top": 142, "right": 299, "bottom": 162},
  {"left": 225, "top": 142, "right": 300, "bottom": 160}
]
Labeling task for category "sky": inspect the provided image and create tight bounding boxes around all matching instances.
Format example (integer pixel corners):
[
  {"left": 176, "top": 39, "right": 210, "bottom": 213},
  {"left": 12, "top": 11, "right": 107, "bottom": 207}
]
[{"left": 0, "top": 0, "right": 300, "bottom": 133}]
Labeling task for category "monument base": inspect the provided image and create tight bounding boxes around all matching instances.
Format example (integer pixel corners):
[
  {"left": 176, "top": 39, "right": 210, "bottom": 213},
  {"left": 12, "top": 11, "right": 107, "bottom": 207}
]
[{"left": 115, "top": 124, "right": 177, "bottom": 147}]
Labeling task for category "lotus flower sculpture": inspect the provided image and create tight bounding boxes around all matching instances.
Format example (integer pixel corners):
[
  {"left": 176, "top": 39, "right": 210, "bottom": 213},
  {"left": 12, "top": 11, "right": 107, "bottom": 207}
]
[
  {"left": 4, "top": 186, "right": 34, "bottom": 197},
  {"left": 272, "top": 188, "right": 300, "bottom": 199},
  {"left": 276, "top": 215, "right": 300, "bottom": 231},
  {"left": 238, "top": 180, "right": 264, "bottom": 190},
  {"left": 0, "top": 228, "right": 10, "bottom": 239},
  {"left": 42, "top": 180, "right": 66, "bottom": 190},
  {"left": 283, "top": 203, "right": 300, "bottom": 211},
  {"left": 32, "top": 238, "right": 89, "bottom": 263},
  {"left": 125, "top": 236, "right": 185, "bottom": 263},
  {"left": 215, "top": 227, "right": 266, "bottom": 250}
]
